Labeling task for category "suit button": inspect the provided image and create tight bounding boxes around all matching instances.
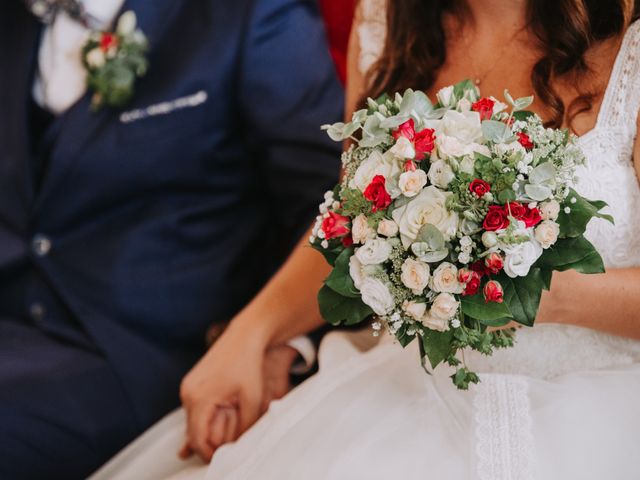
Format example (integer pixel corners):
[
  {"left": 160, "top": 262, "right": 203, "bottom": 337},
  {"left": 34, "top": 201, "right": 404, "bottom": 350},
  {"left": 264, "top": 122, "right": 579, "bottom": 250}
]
[
  {"left": 29, "top": 303, "right": 46, "bottom": 322},
  {"left": 32, "top": 234, "right": 52, "bottom": 257}
]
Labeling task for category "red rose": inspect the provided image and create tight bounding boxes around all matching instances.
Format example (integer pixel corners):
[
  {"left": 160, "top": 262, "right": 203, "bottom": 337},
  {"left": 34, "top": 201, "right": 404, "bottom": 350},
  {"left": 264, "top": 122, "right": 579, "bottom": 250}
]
[
  {"left": 458, "top": 268, "right": 473, "bottom": 284},
  {"left": 404, "top": 160, "right": 417, "bottom": 172},
  {"left": 363, "top": 175, "right": 392, "bottom": 212},
  {"left": 464, "top": 273, "right": 481, "bottom": 296},
  {"left": 483, "top": 280, "right": 504, "bottom": 303},
  {"left": 342, "top": 235, "right": 354, "bottom": 247},
  {"left": 516, "top": 132, "right": 534, "bottom": 150},
  {"left": 100, "top": 33, "right": 118, "bottom": 52},
  {"left": 472, "top": 97, "right": 496, "bottom": 121},
  {"left": 470, "top": 260, "right": 489, "bottom": 277},
  {"left": 321, "top": 211, "right": 350, "bottom": 240},
  {"left": 469, "top": 179, "right": 491, "bottom": 198},
  {"left": 504, "top": 201, "right": 526, "bottom": 219},
  {"left": 483, "top": 205, "right": 510, "bottom": 231},
  {"left": 392, "top": 119, "right": 415, "bottom": 141},
  {"left": 413, "top": 127, "right": 436, "bottom": 159},
  {"left": 484, "top": 252, "right": 504, "bottom": 275},
  {"left": 521, "top": 206, "right": 542, "bottom": 228}
]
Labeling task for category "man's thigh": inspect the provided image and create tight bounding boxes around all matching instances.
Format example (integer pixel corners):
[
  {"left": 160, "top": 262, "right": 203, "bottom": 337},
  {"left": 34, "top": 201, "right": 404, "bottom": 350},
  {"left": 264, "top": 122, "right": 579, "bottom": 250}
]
[{"left": 0, "top": 319, "right": 139, "bottom": 480}]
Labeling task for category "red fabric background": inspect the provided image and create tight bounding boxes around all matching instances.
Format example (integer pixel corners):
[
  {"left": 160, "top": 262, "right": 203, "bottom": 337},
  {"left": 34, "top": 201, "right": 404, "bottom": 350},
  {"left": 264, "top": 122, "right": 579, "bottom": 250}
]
[{"left": 320, "top": 0, "right": 356, "bottom": 85}]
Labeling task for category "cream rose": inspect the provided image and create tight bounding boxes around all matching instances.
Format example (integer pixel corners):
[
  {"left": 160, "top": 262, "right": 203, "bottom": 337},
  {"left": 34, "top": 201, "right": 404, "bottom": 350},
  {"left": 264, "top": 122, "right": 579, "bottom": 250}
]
[
  {"left": 389, "top": 135, "right": 416, "bottom": 159},
  {"left": 349, "top": 150, "right": 403, "bottom": 193},
  {"left": 352, "top": 214, "right": 372, "bottom": 244},
  {"left": 503, "top": 239, "right": 543, "bottom": 278},
  {"left": 430, "top": 262, "right": 463, "bottom": 294},
  {"left": 349, "top": 255, "right": 366, "bottom": 290},
  {"left": 436, "top": 86, "right": 455, "bottom": 108},
  {"left": 427, "top": 159, "right": 455, "bottom": 188},
  {"left": 86, "top": 48, "right": 106, "bottom": 68},
  {"left": 402, "top": 300, "right": 427, "bottom": 321},
  {"left": 535, "top": 220, "right": 560, "bottom": 249},
  {"left": 436, "top": 135, "right": 490, "bottom": 160},
  {"left": 377, "top": 219, "right": 399, "bottom": 237},
  {"left": 391, "top": 186, "right": 459, "bottom": 247},
  {"left": 400, "top": 258, "right": 431, "bottom": 294},
  {"left": 422, "top": 293, "right": 458, "bottom": 331},
  {"left": 539, "top": 200, "right": 561, "bottom": 221},
  {"left": 360, "top": 277, "right": 395, "bottom": 316},
  {"left": 399, "top": 169, "right": 428, "bottom": 197},
  {"left": 355, "top": 238, "right": 392, "bottom": 265}
]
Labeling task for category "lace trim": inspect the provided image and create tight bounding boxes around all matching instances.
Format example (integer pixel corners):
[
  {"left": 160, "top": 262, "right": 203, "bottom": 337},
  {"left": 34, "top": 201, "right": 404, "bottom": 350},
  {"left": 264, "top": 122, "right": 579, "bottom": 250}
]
[
  {"left": 474, "top": 374, "right": 535, "bottom": 480},
  {"left": 357, "top": 0, "right": 387, "bottom": 75},
  {"left": 598, "top": 19, "right": 640, "bottom": 130}
]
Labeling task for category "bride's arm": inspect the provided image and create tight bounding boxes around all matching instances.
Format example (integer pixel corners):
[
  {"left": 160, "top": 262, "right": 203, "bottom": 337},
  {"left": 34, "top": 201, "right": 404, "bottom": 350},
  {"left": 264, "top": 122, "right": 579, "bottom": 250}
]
[{"left": 536, "top": 113, "right": 640, "bottom": 340}]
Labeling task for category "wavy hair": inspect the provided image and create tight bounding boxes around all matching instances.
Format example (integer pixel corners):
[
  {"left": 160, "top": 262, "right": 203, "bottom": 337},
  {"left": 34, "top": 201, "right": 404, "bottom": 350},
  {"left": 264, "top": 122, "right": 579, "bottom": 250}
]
[{"left": 366, "top": 0, "right": 640, "bottom": 129}]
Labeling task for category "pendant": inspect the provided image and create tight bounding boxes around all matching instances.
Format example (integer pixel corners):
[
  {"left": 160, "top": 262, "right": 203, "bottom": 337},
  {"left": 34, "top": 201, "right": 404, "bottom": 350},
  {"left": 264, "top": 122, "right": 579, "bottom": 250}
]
[{"left": 474, "top": 78, "right": 481, "bottom": 86}]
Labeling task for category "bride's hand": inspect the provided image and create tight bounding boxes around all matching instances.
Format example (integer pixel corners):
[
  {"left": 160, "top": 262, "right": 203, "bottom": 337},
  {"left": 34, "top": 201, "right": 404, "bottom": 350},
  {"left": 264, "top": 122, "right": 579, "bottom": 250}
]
[{"left": 179, "top": 325, "right": 266, "bottom": 461}]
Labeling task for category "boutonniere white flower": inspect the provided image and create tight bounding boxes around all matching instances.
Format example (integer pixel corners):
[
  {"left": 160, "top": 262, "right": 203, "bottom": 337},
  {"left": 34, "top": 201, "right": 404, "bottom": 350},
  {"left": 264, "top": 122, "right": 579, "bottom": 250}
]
[{"left": 81, "top": 11, "right": 149, "bottom": 110}]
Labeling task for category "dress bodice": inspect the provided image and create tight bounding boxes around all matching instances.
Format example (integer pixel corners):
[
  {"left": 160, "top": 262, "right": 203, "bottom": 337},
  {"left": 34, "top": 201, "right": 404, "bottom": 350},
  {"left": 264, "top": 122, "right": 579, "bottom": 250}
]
[{"left": 358, "top": 3, "right": 640, "bottom": 378}]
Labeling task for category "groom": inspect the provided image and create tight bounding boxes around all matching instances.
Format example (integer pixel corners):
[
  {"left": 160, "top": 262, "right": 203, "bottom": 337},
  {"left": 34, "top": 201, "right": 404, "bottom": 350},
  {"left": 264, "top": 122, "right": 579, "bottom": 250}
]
[{"left": 0, "top": 0, "right": 343, "bottom": 478}]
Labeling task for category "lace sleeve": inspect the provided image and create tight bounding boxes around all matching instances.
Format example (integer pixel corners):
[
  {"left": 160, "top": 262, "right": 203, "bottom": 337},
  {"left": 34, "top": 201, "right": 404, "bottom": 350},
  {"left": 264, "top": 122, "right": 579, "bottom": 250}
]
[{"left": 356, "top": 0, "right": 387, "bottom": 76}]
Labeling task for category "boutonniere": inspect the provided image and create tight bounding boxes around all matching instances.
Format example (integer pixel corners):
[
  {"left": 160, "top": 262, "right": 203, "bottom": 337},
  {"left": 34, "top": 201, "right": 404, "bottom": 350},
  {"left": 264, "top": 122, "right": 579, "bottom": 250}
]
[{"left": 81, "top": 11, "right": 149, "bottom": 111}]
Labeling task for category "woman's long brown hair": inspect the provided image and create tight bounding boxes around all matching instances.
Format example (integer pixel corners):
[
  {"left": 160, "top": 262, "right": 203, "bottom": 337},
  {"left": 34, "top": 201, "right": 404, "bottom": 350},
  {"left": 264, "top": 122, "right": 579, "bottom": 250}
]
[{"left": 367, "top": 0, "right": 640, "bottom": 129}]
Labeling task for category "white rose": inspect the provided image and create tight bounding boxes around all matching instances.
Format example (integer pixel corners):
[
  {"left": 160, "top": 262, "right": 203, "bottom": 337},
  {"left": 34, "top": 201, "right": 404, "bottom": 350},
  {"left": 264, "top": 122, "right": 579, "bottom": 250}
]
[
  {"left": 439, "top": 110, "right": 483, "bottom": 144},
  {"left": 457, "top": 98, "right": 472, "bottom": 112},
  {"left": 427, "top": 159, "right": 455, "bottom": 188},
  {"left": 437, "top": 135, "right": 490, "bottom": 160},
  {"left": 481, "top": 231, "right": 498, "bottom": 248},
  {"left": 459, "top": 156, "right": 476, "bottom": 175},
  {"left": 436, "top": 86, "right": 455, "bottom": 108},
  {"left": 399, "top": 169, "right": 428, "bottom": 197},
  {"left": 392, "top": 186, "right": 459, "bottom": 247},
  {"left": 360, "top": 277, "right": 395, "bottom": 316},
  {"left": 352, "top": 214, "right": 373, "bottom": 244},
  {"left": 535, "top": 220, "right": 560, "bottom": 249},
  {"left": 349, "top": 255, "right": 365, "bottom": 290},
  {"left": 402, "top": 300, "right": 427, "bottom": 321},
  {"left": 503, "top": 239, "right": 543, "bottom": 278},
  {"left": 400, "top": 258, "right": 431, "bottom": 294},
  {"left": 377, "top": 219, "right": 399, "bottom": 237},
  {"left": 430, "top": 262, "right": 463, "bottom": 294},
  {"left": 355, "top": 238, "right": 392, "bottom": 265},
  {"left": 117, "top": 11, "right": 137, "bottom": 36},
  {"left": 86, "top": 48, "right": 106, "bottom": 68},
  {"left": 389, "top": 136, "right": 416, "bottom": 159},
  {"left": 349, "top": 150, "right": 403, "bottom": 193},
  {"left": 494, "top": 141, "right": 526, "bottom": 158},
  {"left": 539, "top": 200, "right": 561, "bottom": 221}
]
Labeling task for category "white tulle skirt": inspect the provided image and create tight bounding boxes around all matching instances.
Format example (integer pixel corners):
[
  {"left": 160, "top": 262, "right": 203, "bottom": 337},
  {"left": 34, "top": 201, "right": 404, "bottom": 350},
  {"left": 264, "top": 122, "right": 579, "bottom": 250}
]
[{"left": 91, "top": 324, "right": 640, "bottom": 480}]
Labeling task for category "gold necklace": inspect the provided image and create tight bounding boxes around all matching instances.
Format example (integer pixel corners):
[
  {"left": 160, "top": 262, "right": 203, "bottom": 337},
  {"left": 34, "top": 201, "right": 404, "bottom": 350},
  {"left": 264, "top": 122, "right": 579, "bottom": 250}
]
[{"left": 460, "top": 26, "right": 527, "bottom": 86}]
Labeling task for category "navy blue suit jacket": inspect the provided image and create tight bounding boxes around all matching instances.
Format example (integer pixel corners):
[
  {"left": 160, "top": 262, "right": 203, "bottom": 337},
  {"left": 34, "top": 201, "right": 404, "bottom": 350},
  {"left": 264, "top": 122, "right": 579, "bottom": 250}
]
[{"left": 0, "top": 0, "right": 343, "bottom": 461}]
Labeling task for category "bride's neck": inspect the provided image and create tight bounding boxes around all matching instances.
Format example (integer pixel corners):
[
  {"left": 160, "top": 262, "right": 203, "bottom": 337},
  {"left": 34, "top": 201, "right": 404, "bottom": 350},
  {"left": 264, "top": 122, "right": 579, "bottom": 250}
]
[{"left": 461, "top": 0, "right": 529, "bottom": 35}]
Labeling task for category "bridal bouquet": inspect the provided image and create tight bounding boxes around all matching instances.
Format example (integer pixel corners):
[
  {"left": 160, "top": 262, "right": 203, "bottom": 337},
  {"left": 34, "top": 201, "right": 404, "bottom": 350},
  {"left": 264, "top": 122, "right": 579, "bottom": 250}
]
[{"left": 310, "top": 80, "right": 612, "bottom": 389}]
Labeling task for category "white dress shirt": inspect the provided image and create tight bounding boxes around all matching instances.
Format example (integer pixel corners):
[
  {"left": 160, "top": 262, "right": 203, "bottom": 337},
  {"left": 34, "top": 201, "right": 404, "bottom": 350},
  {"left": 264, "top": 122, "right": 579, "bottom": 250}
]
[{"left": 33, "top": 0, "right": 125, "bottom": 114}]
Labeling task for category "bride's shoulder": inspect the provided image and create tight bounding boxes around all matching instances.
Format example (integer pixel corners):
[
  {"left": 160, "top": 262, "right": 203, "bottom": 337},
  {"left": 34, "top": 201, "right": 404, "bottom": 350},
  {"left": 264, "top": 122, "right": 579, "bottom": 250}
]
[{"left": 356, "top": 0, "right": 387, "bottom": 75}]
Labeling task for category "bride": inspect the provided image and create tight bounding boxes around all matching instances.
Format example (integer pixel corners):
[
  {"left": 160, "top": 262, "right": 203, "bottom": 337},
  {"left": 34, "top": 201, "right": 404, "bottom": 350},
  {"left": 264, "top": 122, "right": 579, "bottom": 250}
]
[{"left": 93, "top": 0, "right": 640, "bottom": 478}]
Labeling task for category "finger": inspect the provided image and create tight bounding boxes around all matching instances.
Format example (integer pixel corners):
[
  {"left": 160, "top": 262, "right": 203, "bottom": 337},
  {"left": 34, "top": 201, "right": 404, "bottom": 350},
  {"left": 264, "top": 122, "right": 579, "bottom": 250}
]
[
  {"left": 187, "top": 404, "right": 216, "bottom": 462},
  {"left": 178, "top": 441, "right": 193, "bottom": 460},
  {"left": 238, "top": 383, "right": 262, "bottom": 434},
  {"left": 209, "top": 408, "right": 228, "bottom": 448},
  {"left": 224, "top": 407, "right": 239, "bottom": 443}
]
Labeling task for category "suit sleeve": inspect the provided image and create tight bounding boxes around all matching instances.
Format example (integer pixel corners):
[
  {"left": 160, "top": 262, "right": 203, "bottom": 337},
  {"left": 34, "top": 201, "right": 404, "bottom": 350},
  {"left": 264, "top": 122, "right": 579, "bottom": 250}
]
[{"left": 239, "top": 0, "right": 345, "bottom": 237}]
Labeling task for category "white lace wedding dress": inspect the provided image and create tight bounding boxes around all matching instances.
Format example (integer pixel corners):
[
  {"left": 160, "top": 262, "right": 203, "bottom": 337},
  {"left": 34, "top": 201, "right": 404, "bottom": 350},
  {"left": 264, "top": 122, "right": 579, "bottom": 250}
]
[{"left": 92, "top": 8, "right": 640, "bottom": 480}]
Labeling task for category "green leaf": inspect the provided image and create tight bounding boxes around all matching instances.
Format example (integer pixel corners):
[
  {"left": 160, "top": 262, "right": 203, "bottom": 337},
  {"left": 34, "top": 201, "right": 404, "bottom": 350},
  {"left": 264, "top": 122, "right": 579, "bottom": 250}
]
[
  {"left": 534, "top": 236, "right": 605, "bottom": 274},
  {"left": 482, "top": 120, "right": 511, "bottom": 143},
  {"left": 421, "top": 328, "right": 455, "bottom": 369},
  {"left": 317, "top": 285, "right": 373, "bottom": 326},
  {"left": 540, "top": 268, "right": 553, "bottom": 291},
  {"left": 310, "top": 242, "right": 343, "bottom": 267},
  {"left": 453, "top": 79, "right": 478, "bottom": 101},
  {"left": 558, "top": 189, "right": 614, "bottom": 238},
  {"left": 499, "top": 269, "right": 546, "bottom": 326},
  {"left": 324, "top": 248, "right": 359, "bottom": 298},
  {"left": 461, "top": 293, "right": 513, "bottom": 323},
  {"left": 512, "top": 110, "right": 535, "bottom": 121}
]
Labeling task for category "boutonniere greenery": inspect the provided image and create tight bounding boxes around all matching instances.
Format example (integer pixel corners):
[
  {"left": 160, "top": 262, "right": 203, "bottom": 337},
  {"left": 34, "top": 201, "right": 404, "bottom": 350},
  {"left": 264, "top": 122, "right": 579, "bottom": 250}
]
[{"left": 81, "top": 11, "right": 149, "bottom": 111}]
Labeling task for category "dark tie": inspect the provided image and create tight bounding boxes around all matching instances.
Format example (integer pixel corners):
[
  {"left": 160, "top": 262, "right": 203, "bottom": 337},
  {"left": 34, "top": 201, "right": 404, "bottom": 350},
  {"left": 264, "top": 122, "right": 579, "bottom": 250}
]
[{"left": 24, "top": 0, "right": 94, "bottom": 27}]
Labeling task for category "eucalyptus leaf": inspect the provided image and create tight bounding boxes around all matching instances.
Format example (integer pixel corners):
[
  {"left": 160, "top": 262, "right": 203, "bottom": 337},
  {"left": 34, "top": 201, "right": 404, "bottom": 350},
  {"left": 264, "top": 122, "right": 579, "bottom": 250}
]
[
  {"left": 524, "top": 184, "right": 553, "bottom": 201},
  {"left": 513, "top": 96, "right": 534, "bottom": 111},
  {"left": 529, "top": 162, "right": 557, "bottom": 184},
  {"left": 416, "top": 249, "right": 449, "bottom": 263},
  {"left": 416, "top": 223, "right": 445, "bottom": 250},
  {"left": 482, "top": 120, "right": 511, "bottom": 143}
]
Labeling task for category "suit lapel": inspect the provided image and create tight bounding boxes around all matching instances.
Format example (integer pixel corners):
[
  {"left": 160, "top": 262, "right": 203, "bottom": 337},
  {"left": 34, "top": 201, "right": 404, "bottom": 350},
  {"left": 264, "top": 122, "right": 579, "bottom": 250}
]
[
  {"left": 33, "top": 0, "right": 182, "bottom": 211},
  {"left": 0, "top": 2, "right": 41, "bottom": 220}
]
